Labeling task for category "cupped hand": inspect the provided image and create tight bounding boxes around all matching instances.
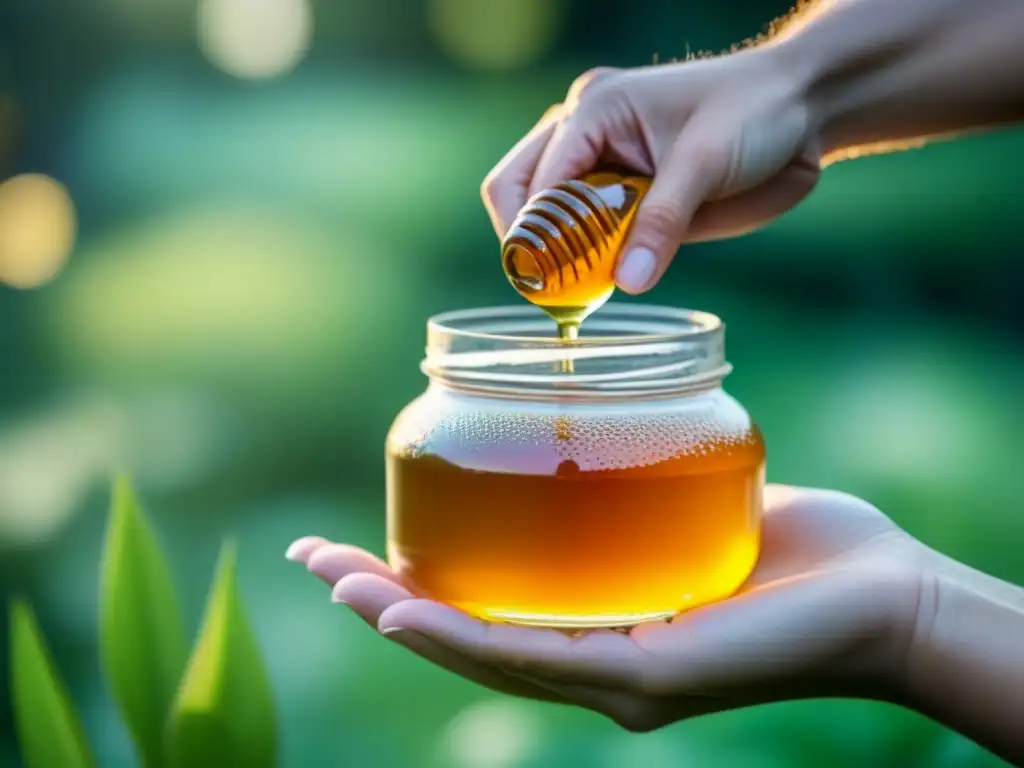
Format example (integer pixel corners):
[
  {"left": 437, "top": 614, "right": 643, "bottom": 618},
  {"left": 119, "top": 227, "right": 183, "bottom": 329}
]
[
  {"left": 481, "top": 45, "right": 822, "bottom": 294},
  {"left": 287, "top": 485, "right": 928, "bottom": 731}
]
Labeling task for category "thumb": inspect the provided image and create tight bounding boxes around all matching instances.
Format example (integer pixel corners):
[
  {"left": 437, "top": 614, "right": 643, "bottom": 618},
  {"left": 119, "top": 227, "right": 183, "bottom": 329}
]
[{"left": 615, "top": 128, "right": 732, "bottom": 294}]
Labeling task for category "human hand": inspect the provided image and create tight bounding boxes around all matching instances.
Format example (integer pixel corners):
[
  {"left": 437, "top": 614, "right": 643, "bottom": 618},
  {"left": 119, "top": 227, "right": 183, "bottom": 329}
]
[
  {"left": 287, "top": 485, "right": 928, "bottom": 731},
  {"left": 481, "top": 46, "right": 822, "bottom": 295}
]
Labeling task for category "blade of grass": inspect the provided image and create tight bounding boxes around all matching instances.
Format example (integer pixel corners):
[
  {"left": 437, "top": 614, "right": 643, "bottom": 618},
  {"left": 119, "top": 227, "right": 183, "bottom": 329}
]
[
  {"left": 166, "top": 541, "right": 276, "bottom": 768},
  {"left": 100, "top": 475, "right": 187, "bottom": 768},
  {"left": 10, "top": 599, "right": 94, "bottom": 768}
]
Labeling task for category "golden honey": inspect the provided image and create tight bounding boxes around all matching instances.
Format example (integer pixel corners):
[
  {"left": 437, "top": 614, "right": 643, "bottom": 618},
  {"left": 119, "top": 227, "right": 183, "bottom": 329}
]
[{"left": 388, "top": 418, "right": 763, "bottom": 628}]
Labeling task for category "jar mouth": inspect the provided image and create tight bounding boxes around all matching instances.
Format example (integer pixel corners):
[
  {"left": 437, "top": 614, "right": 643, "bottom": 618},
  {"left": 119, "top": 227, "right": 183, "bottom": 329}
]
[{"left": 422, "top": 304, "right": 730, "bottom": 400}]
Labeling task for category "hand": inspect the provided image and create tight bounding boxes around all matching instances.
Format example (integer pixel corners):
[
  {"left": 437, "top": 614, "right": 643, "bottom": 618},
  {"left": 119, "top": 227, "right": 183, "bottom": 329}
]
[
  {"left": 287, "top": 485, "right": 928, "bottom": 732},
  {"left": 480, "top": 46, "right": 822, "bottom": 295}
]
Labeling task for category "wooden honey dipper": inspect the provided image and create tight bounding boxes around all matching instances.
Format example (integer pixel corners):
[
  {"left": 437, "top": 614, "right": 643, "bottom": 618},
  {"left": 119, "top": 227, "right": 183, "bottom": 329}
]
[{"left": 501, "top": 169, "right": 652, "bottom": 343}]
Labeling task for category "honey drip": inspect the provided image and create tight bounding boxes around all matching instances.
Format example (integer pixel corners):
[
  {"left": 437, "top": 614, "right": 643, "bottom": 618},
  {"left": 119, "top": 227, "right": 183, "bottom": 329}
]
[{"left": 500, "top": 170, "right": 652, "bottom": 368}]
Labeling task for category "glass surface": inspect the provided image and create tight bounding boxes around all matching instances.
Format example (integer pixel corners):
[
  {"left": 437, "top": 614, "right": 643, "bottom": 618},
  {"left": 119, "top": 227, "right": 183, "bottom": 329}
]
[{"left": 386, "top": 304, "right": 765, "bottom": 628}]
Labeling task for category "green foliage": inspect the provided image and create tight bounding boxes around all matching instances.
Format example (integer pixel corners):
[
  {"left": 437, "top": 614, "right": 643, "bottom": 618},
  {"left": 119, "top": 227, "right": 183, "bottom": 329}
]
[
  {"left": 10, "top": 478, "right": 277, "bottom": 768},
  {"left": 166, "top": 542, "right": 277, "bottom": 768},
  {"left": 9, "top": 599, "right": 95, "bottom": 768},
  {"left": 100, "top": 474, "right": 188, "bottom": 768}
]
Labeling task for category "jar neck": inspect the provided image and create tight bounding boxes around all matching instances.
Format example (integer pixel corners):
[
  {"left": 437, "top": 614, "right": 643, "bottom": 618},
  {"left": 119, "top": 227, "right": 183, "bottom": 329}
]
[
  {"left": 424, "top": 377, "right": 728, "bottom": 404},
  {"left": 420, "top": 304, "right": 731, "bottom": 403}
]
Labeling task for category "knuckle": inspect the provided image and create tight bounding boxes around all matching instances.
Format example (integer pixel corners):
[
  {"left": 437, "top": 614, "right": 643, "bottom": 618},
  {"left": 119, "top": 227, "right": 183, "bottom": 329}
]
[
  {"left": 567, "top": 66, "right": 620, "bottom": 104},
  {"left": 479, "top": 173, "right": 495, "bottom": 201},
  {"left": 636, "top": 200, "right": 687, "bottom": 244},
  {"left": 686, "top": 138, "right": 733, "bottom": 181},
  {"left": 479, "top": 170, "right": 504, "bottom": 206}
]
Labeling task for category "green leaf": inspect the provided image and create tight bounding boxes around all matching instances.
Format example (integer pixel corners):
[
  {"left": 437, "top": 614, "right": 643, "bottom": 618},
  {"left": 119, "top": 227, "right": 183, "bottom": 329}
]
[
  {"left": 10, "top": 599, "right": 95, "bottom": 768},
  {"left": 100, "top": 474, "right": 187, "bottom": 768},
  {"left": 166, "top": 541, "right": 277, "bottom": 768}
]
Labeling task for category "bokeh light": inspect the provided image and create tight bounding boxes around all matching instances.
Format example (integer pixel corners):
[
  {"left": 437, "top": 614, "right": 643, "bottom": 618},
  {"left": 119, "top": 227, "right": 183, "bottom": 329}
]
[
  {"left": 821, "top": 350, "right": 989, "bottom": 487},
  {"left": 0, "top": 389, "right": 236, "bottom": 547},
  {"left": 0, "top": 173, "right": 76, "bottom": 289},
  {"left": 428, "top": 0, "right": 564, "bottom": 71},
  {"left": 602, "top": 730, "right": 705, "bottom": 768},
  {"left": 197, "top": 0, "right": 313, "bottom": 80},
  {"left": 441, "top": 699, "right": 541, "bottom": 768},
  {"left": 0, "top": 400, "right": 115, "bottom": 546},
  {"left": 48, "top": 204, "right": 401, "bottom": 399}
]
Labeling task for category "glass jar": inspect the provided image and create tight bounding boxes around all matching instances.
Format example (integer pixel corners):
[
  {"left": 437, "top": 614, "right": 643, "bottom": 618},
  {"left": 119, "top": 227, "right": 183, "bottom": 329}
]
[{"left": 386, "top": 304, "right": 765, "bottom": 629}]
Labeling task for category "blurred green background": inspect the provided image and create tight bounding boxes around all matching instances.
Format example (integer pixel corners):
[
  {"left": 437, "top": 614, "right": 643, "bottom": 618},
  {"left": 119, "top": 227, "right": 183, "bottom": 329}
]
[{"left": 1, "top": 0, "right": 1022, "bottom": 765}]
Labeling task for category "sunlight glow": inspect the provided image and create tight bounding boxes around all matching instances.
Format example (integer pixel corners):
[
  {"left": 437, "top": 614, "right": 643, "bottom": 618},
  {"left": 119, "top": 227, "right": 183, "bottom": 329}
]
[
  {"left": 198, "top": 0, "right": 313, "bottom": 80},
  {"left": 0, "top": 174, "right": 76, "bottom": 289}
]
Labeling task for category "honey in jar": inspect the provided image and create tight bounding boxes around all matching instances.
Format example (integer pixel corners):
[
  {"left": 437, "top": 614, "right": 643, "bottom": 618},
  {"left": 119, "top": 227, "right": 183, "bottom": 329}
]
[{"left": 386, "top": 305, "right": 764, "bottom": 628}]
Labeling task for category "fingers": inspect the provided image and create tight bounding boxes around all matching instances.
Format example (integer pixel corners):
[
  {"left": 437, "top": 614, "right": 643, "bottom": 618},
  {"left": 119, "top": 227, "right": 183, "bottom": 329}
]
[
  {"left": 379, "top": 599, "right": 645, "bottom": 689},
  {"left": 481, "top": 104, "right": 563, "bottom": 239},
  {"left": 332, "top": 574, "right": 568, "bottom": 704},
  {"left": 384, "top": 625, "right": 568, "bottom": 704},
  {"left": 332, "top": 572, "right": 413, "bottom": 626},
  {"left": 286, "top": 539, "right": 565, "bottom": 703},
  {"left": 527, "top": 114, "right": 604, "bottom": 198},
  {"left": 285, "top": 536, "right": 330, "bottom": 563},
  {"left": 285, "top": 529, "right": 876, "bottom": 711},
  {"left": 299, "top": 541, "right": 400, "bottom": 588},
  {"left": 527, "top": 67, "right": 620, "bottom": 195},
  {"left": 614, "top": 122, "right": 732, "bottom": 294}
]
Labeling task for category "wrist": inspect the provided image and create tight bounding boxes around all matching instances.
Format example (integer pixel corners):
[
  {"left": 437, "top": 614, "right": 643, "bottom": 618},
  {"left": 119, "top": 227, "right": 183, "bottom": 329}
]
[
  {"left": 762, "top": 28, "right": 835, "bottom": 157},
  {"left": 764, "top": 0, "right": 1021, "bottom": 161},
  {"left": 851, "top": 548, "right": 936, "bottom": 706},
  {"left": 764, "top": 13, "right": 884, "bottom": 160},
  {"left": 901, "top": 548, "right": 1024, "bottom": 758},
  {"left": 783, "top": 547, "right": 935, "bottom": 707}
]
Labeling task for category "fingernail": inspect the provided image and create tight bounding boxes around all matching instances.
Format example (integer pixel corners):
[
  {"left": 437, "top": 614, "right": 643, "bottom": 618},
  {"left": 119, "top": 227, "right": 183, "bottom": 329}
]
[
  {"left": 285, "top": 537, "right": 321, "bottom": 563},
  {"left": 616, "top": 247, "right": 657, "bottom": 293},
  {"left": 330, "top": 580, "right": 354, "bottom": 605},
  {"left": 305, "top": 546, "right": 338, "bottom": 583},
  {"left": 381, "top": 627, "right": 410, "bottom": 642}
]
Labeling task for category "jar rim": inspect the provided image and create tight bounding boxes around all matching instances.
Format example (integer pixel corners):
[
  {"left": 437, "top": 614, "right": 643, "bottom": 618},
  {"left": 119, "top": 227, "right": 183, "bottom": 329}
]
[
  {"left": 422, "top": 304, "right": 731, "bottom": 400},
  {"left": 428, "top": 303, "right": 723, "bottom": 345}
]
